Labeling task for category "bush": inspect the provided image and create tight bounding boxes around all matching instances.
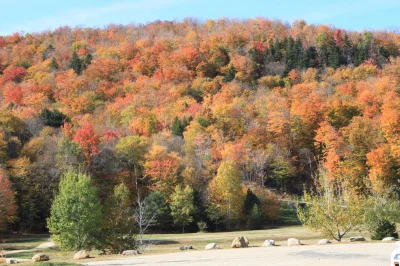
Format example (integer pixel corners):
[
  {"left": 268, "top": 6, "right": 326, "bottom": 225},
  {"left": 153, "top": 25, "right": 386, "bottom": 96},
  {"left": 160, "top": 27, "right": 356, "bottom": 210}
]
[
  {"left": 371, "top": 219, "right": 398, "bottom": 240},
  {"left": 197, "top": 221, "right": 208, "bottom": 232}
]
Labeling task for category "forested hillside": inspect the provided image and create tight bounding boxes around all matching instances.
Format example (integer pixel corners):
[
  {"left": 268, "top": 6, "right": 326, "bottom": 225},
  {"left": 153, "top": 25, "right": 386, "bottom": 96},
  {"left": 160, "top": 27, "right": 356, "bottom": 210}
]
[{"left": 1, "top": 18, "right": 400, "bottom": 233}]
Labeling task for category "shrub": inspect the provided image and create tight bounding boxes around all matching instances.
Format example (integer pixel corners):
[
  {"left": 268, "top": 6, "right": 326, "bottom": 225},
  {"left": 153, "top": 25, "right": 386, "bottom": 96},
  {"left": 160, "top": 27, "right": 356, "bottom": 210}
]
[
  {"left": 371, "top": 219, "right": 398, "bottom": 240},
  {"left": 197, "top": 221, "right": 208, "bottom": 232}
]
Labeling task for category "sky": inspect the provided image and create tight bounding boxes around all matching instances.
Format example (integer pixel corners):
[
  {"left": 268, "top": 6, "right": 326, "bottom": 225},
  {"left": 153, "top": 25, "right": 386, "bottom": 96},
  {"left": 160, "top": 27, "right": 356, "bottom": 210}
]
[{"left": 0, "top": 0, "right": 399, "bottom": 35}]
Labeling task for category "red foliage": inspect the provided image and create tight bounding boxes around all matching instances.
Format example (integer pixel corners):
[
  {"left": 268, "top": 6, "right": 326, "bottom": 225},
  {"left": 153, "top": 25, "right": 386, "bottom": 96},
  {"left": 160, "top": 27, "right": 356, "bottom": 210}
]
[
  {"left": 73, "top": 123, "right": 100, "bottom": 161},
  {"left": 1, "top": 65, "right": 26, "bottom": 83}
]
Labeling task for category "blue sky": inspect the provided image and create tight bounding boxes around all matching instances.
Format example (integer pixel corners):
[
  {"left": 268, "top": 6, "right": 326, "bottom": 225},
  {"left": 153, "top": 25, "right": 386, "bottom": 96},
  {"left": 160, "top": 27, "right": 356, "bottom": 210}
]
[{"left": 0, "top": 0, "right": 399, "bottom": 35}]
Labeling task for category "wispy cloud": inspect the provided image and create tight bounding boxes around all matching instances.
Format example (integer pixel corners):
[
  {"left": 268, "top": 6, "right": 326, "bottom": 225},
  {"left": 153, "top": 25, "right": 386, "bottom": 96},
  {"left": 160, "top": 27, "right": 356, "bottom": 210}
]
[{"left": 1, "top": 0, "right": 187, "bottom": 35}]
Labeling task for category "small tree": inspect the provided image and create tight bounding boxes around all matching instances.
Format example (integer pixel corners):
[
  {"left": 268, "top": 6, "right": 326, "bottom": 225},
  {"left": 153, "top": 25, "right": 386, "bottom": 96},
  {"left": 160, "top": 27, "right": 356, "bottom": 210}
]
[
  {"left": 47, "top": 170, "right": 102, "bottom": 251},
  {"left": 135, "top": 193, "right": 157, "bottom": 250},
  {"left": 100, "top": 183, "right": 137, "bottom": 254},
  {"left": 297, "top": 169, "right": 364, "bottom": 242},
  {"left": 170, "top": 185, "right": 195, "bottom": 233}
]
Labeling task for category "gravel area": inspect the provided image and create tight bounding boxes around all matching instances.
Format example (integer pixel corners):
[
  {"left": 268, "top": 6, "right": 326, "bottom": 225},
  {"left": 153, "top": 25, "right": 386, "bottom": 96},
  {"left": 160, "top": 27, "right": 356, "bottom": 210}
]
[{"left": 85, "top": 242, "right": 394, "bottom": 266}]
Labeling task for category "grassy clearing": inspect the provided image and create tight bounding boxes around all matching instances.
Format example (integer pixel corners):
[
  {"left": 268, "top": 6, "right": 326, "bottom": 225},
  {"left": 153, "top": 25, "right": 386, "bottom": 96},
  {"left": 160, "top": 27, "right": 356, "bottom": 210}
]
[{"left": 1, "top": 234, "right": 49, "bottom": 251}]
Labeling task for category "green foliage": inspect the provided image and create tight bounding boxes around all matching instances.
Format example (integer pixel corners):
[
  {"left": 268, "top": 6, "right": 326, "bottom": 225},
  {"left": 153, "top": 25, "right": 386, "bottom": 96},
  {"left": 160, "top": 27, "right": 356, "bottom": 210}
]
[
  {"left": 144, "top": 191, "right": 173, "bottom": 231},
  {"left": 100, "top": 183, "right": 137, "bottom": 254},
  {"left": 223, "top": 65, "right": 236, "bottom": 82},
  {"left": 371, "top": 219, "right": 398, "bottom": 240},
  {"left": 364, "top": 195, "right": 400, "bottom": 239},
  {"left": 170, "top": 185, "right": 195, "bottom": 233},
  {"left": 279, "top": 202, "right": 301, "bottom": 225},
  {"left": 244, "top": 188, "right": 260, "bottom": 215},
  {"left": 47, "top": 170, "right": 102, "bottom": 251},
  {"left": 40, "top": 108, "right": 69, "bottom": 127},
  {"left": 197, "top": 221, "right": 208, "bottom": 232},
  {"left": 49, "top": 57, "right": 59, "bottom": 70},
  {"left": 247, "top": 204, "right": 263, "bottom": 230},
  {"left": 297, "top": 170, "right": 364, "bottom": 241},
  {"left": 69, "top": 51, "right": 82, "bottom": 75}
]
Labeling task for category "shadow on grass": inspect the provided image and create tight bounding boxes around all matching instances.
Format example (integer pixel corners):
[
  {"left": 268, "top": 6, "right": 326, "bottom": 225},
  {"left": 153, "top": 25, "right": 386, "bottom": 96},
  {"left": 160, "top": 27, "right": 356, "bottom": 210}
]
[{"left": 144, "top": 240, "right": 180, "bottom": 245}]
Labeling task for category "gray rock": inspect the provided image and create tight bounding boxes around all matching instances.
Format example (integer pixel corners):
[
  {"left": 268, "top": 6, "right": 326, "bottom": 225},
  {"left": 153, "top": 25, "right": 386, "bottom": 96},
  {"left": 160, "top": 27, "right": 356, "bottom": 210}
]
[
  {"left": 205, "top": 243, "right": 220, "bottom": 250},
  {"left": 32, "top": 254, "right": 50, "bottom": 262},
  {"left": 382, "top": 237, "right": 397, "bottom": 242},
  {"left": 180, "top": 245, "right": 193, "bottom": 250},
  {"left": 231, "top": 236, "right": 249, "bottom": 248},
  {"left": 7, "top": 259, "right": 17, "bottom": 264},
  {"left": 318, "top": 239, "right": 331, "bottom": 245},
  {"left": 122, "top": 250, "right": 139, "bottom": 255},
  {"left": 74, "top": 250, "right": 89, "bottom": 260},
  {"left": 349, "top": 236, "right": 366, "bottom": 242},
  {"left": 287, "top": 238, "right": 301, "bottom": 246},
  {"left": 262, "top": 240, "right": 275, "bottom": 247}
]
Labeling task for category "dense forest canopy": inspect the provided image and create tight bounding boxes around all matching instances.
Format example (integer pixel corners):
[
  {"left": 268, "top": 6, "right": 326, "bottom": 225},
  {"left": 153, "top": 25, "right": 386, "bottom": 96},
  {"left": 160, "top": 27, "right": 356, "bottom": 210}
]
[{"left": 0, "top": 18, "right": 400, "bottom": 233}]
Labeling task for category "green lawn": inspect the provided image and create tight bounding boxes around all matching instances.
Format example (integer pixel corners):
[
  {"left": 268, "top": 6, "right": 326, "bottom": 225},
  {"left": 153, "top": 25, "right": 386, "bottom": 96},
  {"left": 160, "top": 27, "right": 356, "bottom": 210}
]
[{"left": 1, "top": 234, "right": 49, "bottom": 251}]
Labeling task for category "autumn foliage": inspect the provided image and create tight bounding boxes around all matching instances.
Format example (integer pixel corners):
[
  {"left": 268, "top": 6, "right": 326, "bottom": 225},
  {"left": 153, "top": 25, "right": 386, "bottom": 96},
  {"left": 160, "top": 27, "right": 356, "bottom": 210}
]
[{"left": 1, "top": 18, "right": 400, "bottom": 232}]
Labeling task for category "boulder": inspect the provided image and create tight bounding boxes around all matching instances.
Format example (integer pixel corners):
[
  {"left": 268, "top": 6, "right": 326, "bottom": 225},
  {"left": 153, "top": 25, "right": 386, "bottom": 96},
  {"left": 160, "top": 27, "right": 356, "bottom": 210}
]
[
  {"left": 262, "top": 240, "right": 275, "bottom": 247},
  {"left": 32, "top": 254, "right": 50, "bottom": 262},
  {"left": 231, "top": 236, "right": 249, "bottom": 248},
  {"left": 6, "top": 259, "right": 17, "bottom": 264},
  {"left": 318, "top": 239, "right": 331, "bottom": 245},
  {"left": 122, "top": 250, "right": 139, "bottom": 255},
  {"left": 180, "top": 245, "right": 193, "bottom": 250},
  {"left": 382, "top": 237, "right": 397, "bottom": 242},
  {"left": 349, "top": 236, "right": 366, "bottom": 242},
  {"left": 74, "top": 250, "right": 90, "bottom": 260},
  {"left": 287, "top": 238, "right": 301, "bottom": 246},
  {"left": 205, "top": 243, "right": 220, "bottom": 250}
]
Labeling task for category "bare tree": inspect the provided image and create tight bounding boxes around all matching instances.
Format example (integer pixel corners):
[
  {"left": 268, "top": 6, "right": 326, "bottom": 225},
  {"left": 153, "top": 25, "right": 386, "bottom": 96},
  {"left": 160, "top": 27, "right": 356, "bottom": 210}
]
[{"left": 134, "top": 193, "right": 157, "bottom": 251}]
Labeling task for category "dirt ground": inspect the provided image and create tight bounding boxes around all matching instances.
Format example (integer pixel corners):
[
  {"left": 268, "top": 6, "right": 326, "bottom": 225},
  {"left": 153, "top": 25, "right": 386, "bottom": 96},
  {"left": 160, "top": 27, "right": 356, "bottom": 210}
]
[{"left": 85, "top": 242, "right": 395, "bottom": 266}]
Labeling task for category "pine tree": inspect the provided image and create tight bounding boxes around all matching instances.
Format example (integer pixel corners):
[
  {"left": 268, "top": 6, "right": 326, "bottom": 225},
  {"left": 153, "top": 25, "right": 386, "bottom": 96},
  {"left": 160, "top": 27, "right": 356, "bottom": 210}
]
[
  {"left": 172, "top": 117, "right": 182, "bottom": 136},
  {"left": 69, "top": 51, "right": 82, "bottom": 75},
  {"left": 49, "top": 57, "right": 59, "bottom": 70},
  {"left": 223, "top": 65, "right": 236, "bottom": 82}
]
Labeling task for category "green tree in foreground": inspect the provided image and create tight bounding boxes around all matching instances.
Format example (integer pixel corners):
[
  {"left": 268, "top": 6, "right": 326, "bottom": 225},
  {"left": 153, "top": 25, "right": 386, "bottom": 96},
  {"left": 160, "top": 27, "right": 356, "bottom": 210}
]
[
  {"left": 100, "top": 183, "right": 137, "bottom": 254},
  {"left": 297, "top": 169, "right": 364, "bottom": 242},
  {"left": 170, "top": 185, "right": 195, "bottom": 233},
  {"left": 47, "top": 170, "right": 102, "bottom": 250}
]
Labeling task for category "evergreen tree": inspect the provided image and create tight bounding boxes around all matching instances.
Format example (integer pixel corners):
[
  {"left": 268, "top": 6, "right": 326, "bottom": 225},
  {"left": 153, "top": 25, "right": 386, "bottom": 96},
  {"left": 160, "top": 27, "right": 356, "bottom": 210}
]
[
  {"left": 144, "top": 191, "right": 173, "bottom": 231},
  {"left": 49, "top": 57, "right": 59, "bottom": 70},
  {"left": 69, "top": 51, "right": 82, "bottom": 75},
  {"left": 223, "top": 65, "right": 236, "bottom": 82},
  {"left": 172, "top": 117, "right": 182, "bottom": 136},
  {"left": 247, "top": 204, "right": 263, "bottom": 230},
  {"left": 47, "top": 170, "right": 102, "bottom": 251},
  {"left": 40, "top": 108, "right": 69, "bottom": 127},
  {"left": 244, "top": 188, "right": 261, "bottom": 215}
]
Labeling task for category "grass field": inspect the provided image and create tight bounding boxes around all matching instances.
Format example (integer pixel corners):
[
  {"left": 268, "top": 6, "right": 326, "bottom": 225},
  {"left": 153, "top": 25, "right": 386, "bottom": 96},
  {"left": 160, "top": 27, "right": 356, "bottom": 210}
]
[{"left": 0, "top": 225, "right": 375, "bottom": 265}]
